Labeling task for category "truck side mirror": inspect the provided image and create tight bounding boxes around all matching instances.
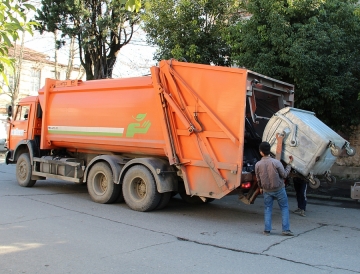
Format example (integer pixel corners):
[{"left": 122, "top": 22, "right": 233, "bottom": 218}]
[{"left": 7, "top": 105, "right": 12, "bottom": 117}]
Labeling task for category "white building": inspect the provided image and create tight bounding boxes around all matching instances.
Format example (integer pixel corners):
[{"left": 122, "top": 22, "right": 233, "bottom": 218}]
[{"left": 0, "top": 46, "right": 85, "bottom": 114}]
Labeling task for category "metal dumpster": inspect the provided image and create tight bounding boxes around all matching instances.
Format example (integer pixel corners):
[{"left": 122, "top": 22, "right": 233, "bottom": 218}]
[{"left": 262, "top": 107, "right": 355, "bottom": 188}]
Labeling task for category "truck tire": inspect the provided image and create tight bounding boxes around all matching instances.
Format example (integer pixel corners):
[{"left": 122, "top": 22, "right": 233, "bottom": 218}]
[
  {"left": 122, "top": 165, "right": 161, "bottom": 212},
  {"left": 87, "top": 162, "right": 120, "bottom": 204},
  {"left": 16, "top": 153, "right": 36, "bottom": 187}
]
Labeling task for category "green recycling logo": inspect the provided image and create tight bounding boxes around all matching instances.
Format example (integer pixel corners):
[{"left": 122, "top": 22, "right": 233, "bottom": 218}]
[{"left": 125, "top": 113, "right": 152, "bottom": 137}]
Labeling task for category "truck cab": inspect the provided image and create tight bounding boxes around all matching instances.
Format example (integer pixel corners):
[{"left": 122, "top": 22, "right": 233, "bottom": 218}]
[{"left": 5, "top": 96, "right": 42, "bottom": 165}]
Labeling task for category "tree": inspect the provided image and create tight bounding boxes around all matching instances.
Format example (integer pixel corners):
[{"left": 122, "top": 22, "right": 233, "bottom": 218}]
[
  {"left": 124, "top": 0, "right": 141, "bottom": 12},
  {"left": 35, "top": 0, "right": 142, "bottom": 80},
  {"left": 5, "top": 32, "right": 25, "bottom": 109},
  {"left": 142, "top": 0, "right": 241, "bottom": 66},
  {"left": 0, "top": 0, "right": 36, "bottom": 86},
  {"left": 355, "top": 6, "right": 360, "bottom": 101},
  {"left": 228, "top": 0, "right": 360, "bottom": 133}
]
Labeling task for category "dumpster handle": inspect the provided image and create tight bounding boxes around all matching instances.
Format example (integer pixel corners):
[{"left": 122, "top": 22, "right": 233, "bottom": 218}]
[{"left": 274, "top": 113, "right": 298, "bottom": 147}]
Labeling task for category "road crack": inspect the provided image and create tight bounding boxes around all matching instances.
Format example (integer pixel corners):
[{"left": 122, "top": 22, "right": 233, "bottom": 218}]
[
  {"left": 176, "top": 236, "right": 359, "bottom": 273},
  {"left": 19, "top": 196, "right": 360, "bottom": 273}
]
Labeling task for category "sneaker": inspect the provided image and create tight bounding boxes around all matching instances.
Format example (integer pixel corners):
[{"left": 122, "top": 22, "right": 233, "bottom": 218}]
[
  {"left": 263, "top": 231, "right": 270, "bottom": 236},
  {"left": 293, "top": 208, "right": 302, "bottom": 214},
  {"left": 282, "top": 230, "right": 294, "bottom": 236},
  {"left": 299, "top": 210, "right": 306, "bottom": 217}
]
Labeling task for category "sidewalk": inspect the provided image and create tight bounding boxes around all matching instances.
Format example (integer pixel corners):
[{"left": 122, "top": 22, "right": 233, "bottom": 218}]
[{"left": 287, "top": 179, "right": 359, "bottom": 203}]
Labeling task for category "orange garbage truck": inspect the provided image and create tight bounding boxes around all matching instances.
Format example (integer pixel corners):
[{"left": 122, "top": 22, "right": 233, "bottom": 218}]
[{"left": 4, "top": 60, "right": 355, "bottom": 211}]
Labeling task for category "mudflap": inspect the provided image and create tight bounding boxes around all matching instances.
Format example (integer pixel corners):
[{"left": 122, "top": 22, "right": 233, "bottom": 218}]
[
  {"left": 239, "top": 181, "right": 260, "bottom": 205},
  {"left": 5, "top": 150, "right": 12, "bottom": 165}
]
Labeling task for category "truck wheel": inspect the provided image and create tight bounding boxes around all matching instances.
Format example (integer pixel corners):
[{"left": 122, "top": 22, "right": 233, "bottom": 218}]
[
  {"left": 122, "top": 165, "right": 161, "bottom": 212},
  {"left": 16, "top": 153, "right": 36, "bottom": 187},
  {"left": 87, "top": 162, "right": 120, "bottom": 204}
]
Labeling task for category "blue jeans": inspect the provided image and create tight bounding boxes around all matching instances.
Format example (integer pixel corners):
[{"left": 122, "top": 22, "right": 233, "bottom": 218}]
[{"left": 263, "top": 188, "right": 290, "bottom": 232}]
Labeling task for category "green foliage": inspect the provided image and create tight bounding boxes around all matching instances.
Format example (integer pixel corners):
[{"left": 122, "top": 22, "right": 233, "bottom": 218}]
[
  {"left": 229, "top": 0, "right": 360, "bottom": 133},
  {"left": 122, "top": 0, "right": 142, "bottom": 12},
  {"left": 35, "top": 0, "right": 142, "bottom": 80},
  {"left": 142, "top": 0, "right": 241, "bottom": 66},
  {"left": 0, "top": 0, "right": 37, "bottom": 85}
]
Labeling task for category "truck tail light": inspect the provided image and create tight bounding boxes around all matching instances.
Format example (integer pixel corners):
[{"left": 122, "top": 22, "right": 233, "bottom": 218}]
[{"left": 241, "top": 182, "right": 251, "bottom": 189}]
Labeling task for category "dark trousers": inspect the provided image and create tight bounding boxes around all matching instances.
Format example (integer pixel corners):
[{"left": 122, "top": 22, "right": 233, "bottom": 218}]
[{"left": 293, "top": 178, "right": 307, "bottom": 210}]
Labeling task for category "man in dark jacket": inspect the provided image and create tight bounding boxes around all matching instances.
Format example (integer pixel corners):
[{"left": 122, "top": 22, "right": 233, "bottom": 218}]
[{"left": 255, "top": 141, "right": 294, "bottom": 236}]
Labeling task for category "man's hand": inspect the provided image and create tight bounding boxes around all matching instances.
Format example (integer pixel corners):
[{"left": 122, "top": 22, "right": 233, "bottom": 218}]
[
  {"left": 289, "top": 155, "right": 293, "bottom": 163},
  {"left": 259, "top": 188, "right": 263, "bottom": 194}
]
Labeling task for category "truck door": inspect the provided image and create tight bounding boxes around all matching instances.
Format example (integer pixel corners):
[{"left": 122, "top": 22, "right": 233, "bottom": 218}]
[{"left": 8, "top": 104, "right": 31, "bottom": 150}]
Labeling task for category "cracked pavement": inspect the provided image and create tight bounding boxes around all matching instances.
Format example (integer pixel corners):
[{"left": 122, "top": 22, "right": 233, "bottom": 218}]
[{"left": 0, "top": 155, "right": 359, "bottom": 274}]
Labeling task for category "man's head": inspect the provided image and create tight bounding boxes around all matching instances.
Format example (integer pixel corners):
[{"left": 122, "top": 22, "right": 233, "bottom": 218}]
[{"left": 259, "top": 141, "right": 271, "bottom": 156}]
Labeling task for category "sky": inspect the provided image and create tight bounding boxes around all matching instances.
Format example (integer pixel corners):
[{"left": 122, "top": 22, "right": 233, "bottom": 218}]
[
  {"left": 24, "top": 0, "right": 158, "bottom": 79},
  {"left": 24, "top": 28, "right": 158, "bottom": 79}
]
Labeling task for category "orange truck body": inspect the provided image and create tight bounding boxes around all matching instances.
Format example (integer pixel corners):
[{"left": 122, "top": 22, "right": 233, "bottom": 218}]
[{"left": 5, "top": 60, "right": 295, "bottom": 211}]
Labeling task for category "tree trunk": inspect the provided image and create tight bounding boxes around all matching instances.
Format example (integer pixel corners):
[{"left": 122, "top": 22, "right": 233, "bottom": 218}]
[
  {"left": 11, "top": 31, "right": 25, "bottom": 109},
  {"left": 84, "top": 52, "right": 94, "bottom": 80},
  {"left": 66, "top": 37, "right": 76, "bottom": 79},
  {"left": 54, "top": 30, "right": 59, "bottom": 79}
]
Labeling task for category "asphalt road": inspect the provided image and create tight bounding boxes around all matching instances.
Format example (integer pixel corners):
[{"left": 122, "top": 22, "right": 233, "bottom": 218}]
[{"left": 1, "top": 155, "right": 360, "bottom": 274}]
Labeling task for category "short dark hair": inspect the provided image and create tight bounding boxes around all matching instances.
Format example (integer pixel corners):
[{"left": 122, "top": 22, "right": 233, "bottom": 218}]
[{"left": 259, "top": 141, "right": 271, "bottom": 155}]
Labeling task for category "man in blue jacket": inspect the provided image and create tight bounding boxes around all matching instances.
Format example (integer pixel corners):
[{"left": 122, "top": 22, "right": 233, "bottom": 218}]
[{"left": 255, "top": 141, "right": 294, "bottom": 236}]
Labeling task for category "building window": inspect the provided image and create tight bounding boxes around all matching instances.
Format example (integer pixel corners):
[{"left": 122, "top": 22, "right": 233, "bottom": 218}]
[{"left": 31, "top": 68, "right": 41, "bottom": 93}]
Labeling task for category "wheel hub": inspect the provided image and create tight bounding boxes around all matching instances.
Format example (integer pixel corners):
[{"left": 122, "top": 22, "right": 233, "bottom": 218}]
[
  {"left": 136, "top": 179, "right": 146, "bottom": 198},
  {"left": 18, "top": 161, "right": 27, "bottom": 180},
  {"left": 94, "top": 172, "right": 108, "bottom": 194}
]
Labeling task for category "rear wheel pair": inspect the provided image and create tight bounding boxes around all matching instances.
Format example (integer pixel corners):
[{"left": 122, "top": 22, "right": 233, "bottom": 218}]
[{"left": 87, "top": 163, "right": 171, "bottom": 211}]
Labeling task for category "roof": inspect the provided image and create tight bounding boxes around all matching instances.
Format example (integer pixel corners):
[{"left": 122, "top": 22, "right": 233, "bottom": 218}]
[
  {"left": 8, "top": 45, "right": 53, "bottom": 64},
  {"left": 8, "top": 45, "right": 81, "bottom": 69}
]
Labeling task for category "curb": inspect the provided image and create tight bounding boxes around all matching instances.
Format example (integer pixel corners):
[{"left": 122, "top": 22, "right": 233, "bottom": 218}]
[{"left": 287, "top": 191, "right": 359, "bottom": 203}]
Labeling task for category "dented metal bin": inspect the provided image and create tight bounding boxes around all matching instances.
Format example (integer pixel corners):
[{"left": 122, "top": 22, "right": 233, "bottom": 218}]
[{"left": 262, "top": 107, "right": 354, "bottom": 187}]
